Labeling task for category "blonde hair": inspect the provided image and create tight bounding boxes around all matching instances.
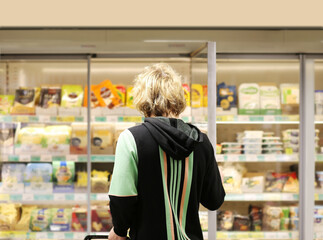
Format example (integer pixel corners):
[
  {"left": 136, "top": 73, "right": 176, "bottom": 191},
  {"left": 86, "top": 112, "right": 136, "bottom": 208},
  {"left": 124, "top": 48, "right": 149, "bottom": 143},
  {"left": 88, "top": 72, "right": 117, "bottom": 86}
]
[{"left": 133, "top": 63, "right": 186, "bottom": 117}]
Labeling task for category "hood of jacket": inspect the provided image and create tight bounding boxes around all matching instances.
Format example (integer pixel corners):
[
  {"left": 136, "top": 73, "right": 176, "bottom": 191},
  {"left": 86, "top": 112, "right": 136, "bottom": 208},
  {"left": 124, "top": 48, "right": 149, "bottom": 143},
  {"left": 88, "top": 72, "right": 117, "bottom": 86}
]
[{"left": 143, "top": 117, "right": 203, "bottom": 160}]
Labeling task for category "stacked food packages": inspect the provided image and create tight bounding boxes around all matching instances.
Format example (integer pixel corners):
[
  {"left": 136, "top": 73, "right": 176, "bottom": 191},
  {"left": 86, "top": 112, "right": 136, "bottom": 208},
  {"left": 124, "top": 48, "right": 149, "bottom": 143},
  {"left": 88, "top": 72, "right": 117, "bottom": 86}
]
[
  {"left": 219, "top": 163, "right": 299, "bottom": 194},
  {"left": 282, "top": 129, "right": 320, "bottom": 153},
  {"left": 0, "top": 204, "right": 113, "bottom": 232},
  {"left": 0, "top": 162, "right": 111, "bottom": 194}
]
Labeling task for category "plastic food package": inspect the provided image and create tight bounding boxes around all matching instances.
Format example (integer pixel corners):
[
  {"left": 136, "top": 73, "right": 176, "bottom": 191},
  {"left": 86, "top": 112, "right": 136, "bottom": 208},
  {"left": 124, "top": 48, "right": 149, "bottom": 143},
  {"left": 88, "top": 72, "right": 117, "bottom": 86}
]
[
  {"left": 50, "top": 208, "right": 72, "bottom": 232},
  {"left": 259, "top": 84, "right": 281, "bottom": 115},
  {"left": 265, "top": 172, "right": 289, "bottom": 192},
  {"left": 11, "top": 88, "right": 39, "bottom": 115},
  {"left": 76, "top": 171, "right": 88, "bottom": 188},
  {"left": 24, "top": 163, "right": 52, "bottom": 183},
  {"left": 53, "top": 161, "right": 75, "bottom": 186},
  {"left": 217, "top": 82, "right": 237, "bottom": 111},
  {"left": 71, "top": 206, "right": 87, "bottom": 232},
  {"left": 30, "top": 208, "right": 52, "bottom": 231},
  {"left": 91, "top": 170, "right": 110, "bottom": 193},
  {"left": 2, "top": 163, "right": 25, "bottom": 183},
  {"left": 0, "top": 123, "right": 15, "bottom": 155},
  {"left": 182, "top": 84, "right": 191, "bottom": 107},
  {"left": 233, "top": 215, "right": 250, "bottom": 231},
  {"left": 83, "top": 85, "right": 100, "bottom": 108},
  {"left": 15, "top": 205, "right": 37, "bottom": 231},
  {"left": 95, "top": 80, "right": 121, "bottom": 109},
  {"left": 282, "top": 172, "right": 299, "bottom": 193},
  {"left": 91, "top": 205, "right": 113, "bottom": 232},
  {"left": 115, "top": 85, "right": 126, "bottom": 106},
  {"left": 249, "top": 205, "right": 263, "bottom": 231},
  {"left": 217, "top": 210, "right": 234, "bottom": 231},
  {"left": 0, "top": 95, "right": 14, "bottom": 114},
  {"left": 221, "top": 142, "right": 242, "bottom": 149},
  {"left": 39, "top": 86, "right": 61, "bottom": 108},
  {"left": 0, "top": 203, "right": 21, "bottom": 231},
  {"left": 191, "top": 84, "right": 203, "bottom": 108},
  {"left": 280, "top": 84, "right": 299, "bottom": 115},
  {"left": 44, "top": 125, "right": 71, "bottom": 154},
  {"left": 61, "top": 85, "right": 84, "bottom": 108},
  {"left": 238, "top": 83, "right": 260, "bottom": 115},
  {"left": 91, "top": 123, "right": 115, "bottom": 154},
  {"left": 222, "top": 163, "right": 246, "bottom": 193},
  {"left": 70, "top": 123, "right": 87, "bottom": 154},
  {"left": 241, "top": 173, "right": 265, "bottom": 193}
]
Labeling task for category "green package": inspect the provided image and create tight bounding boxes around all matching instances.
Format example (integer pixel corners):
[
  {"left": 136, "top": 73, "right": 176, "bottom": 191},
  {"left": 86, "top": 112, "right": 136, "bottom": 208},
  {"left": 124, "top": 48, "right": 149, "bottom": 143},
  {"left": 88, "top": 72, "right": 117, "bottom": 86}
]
[
  {"left": 52, "top": 161, "right": 75, "bottom": 186},
  {"left": 0, "top": 95, "right": 14, "bottom": 114},
  {"left": 61, "top": 85, "right": 84, "bottom": 108},
  {"left": 50, "top": 208, "right": 72, "bottom": 232},
  {"left": 30, "top": 208, "right": 53, "bottom": 232}
]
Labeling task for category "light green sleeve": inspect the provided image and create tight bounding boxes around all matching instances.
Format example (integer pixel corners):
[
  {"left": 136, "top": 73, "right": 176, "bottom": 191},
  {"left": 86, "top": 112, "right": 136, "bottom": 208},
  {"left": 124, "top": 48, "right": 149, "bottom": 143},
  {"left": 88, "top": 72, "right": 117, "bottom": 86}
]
[{"left": 109, "top": 129, "right": 138, "bottom": 196}]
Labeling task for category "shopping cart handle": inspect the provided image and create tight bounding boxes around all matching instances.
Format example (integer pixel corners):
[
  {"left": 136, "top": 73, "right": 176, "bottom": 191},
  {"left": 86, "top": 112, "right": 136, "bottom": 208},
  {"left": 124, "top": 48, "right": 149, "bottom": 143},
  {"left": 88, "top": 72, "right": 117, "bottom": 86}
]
[{"left": 84, "top": 235, "right": 109, "bottom": 240}]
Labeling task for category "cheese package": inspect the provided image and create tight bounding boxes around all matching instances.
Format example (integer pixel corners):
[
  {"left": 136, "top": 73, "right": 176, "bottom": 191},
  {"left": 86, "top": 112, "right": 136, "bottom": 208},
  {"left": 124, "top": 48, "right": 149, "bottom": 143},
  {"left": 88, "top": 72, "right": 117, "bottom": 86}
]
[
  {"left": 76, "top": 171, "right": 88, "bottom": 188},
  {"left": 2, "top": 163, "right": 25, "bottom": 183},
  {"left": 91, "top": 123, "right": 115, "bottom": 154},
  {"left": 91, "top": 170, "right": 110, "bottom": 193},
  {"left": 44, "top": 125, "right": 71, "bottom": 154},
  {"left": 0, "top": 123, "right": 15, "bottom": 155},
  {"left": 91, "top": 205, "right": 113, "bottom": 232},
  {"left": 126, "top": 86, "right": 135, "bottom": 109},
  {"left": 71, "top": 206, "right": 87, "bottom": 232},
  {"left": 24, "top": 163, "right": 52, "bottom": 183},
  {"left": 95, "top": 80, "right": 121, "bottom": 109},
  {"left": 61, "top": 85, "right": 84, "bottom": 108},
  {"left": 83, "top": 85, "right": 100, "bottom": 108},
  {"left": 280, "top": 84, "right": 299, "bottom": 115},
  {"left": 52, "top": 161, "right": 75, "bottom": 193},
  {"left": 238, "top": 83, "right": 260, "bottom": 115},
  {"left": 241, "top": 172, "right": 265, "bottom": 193},
  {"left": 259, "top": 84, "right": 281, "bottom": 115},
  {"left": 115, "top": 85, "right": 126, "bottom": 106},
  {"left": 191, "top": 84, "right": 203, "bottom": 108},
  {"left": 50, "top": 208, "right": 72, "bottom": 232},
  {"left": 70, "top": 123, "right": 87, "bottom": 154},
  {"left": 11, "top": 88, "right": 38, "bottom": 115},
  {"left": 0, "top": 203, "right": 21, "bottom": 231},
  {"left": 15, "top": 125, "right": 45, "bottom": 154},
  {"left": 182, "top": 84, "right": 191, "bottom": 107},
  {"left": 39, "top": 87, "right": 61, "bottom": 108},
  {"left": 30, "top": 208, "right": 52, "bottom": 232},
  {"left": 0, "top": 95, "right": 14, "bottom": 114},
  {"left": 15, "top": 205, "right": 37, "bottom": 231}
]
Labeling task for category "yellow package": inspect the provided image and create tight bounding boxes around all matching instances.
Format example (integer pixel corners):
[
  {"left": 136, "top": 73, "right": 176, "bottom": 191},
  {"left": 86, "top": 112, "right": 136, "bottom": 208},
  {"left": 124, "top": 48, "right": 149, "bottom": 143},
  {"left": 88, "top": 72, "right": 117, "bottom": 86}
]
[
  {"left": 91, "top": 170, "right": 110, "bottom": 193},
  {"left": 91, "top": 123, "right": 115, "bottom": 154},
  {"left": 0, "top": 203, "right": 21, "bottom": 231},
  {"left": 11, "top": 88, "right": 39, "bottom": 115},
  {"left": 16, "top": 126, "right": 45, "bottom": 145},
  {"left": 95, "top": 80, "right": 121, "bottom": 109},
  {"left": 76, "top": 171, "right": 88, "bottom": 188},
  {"left": 15, "top": 205, "right": 37, "bottom": 231},
  {"left": 126, "top": 86, "right": 135, "bottom": 109},
  {"left": 115, "top": 85, "right": 126, "bottom": 106},
  {"left": 44, "top": 125, "right": 71, "bottom": 145},
  {"left": 61, "top": 85, "right": 84, "bottom": 108},
  {"left": 70, "top": 123, "right": 87, "bottom": 154},
  {"left": 0, "top": 95, "right": 14, "bottom": 114},
  {"left": 203, "top": 85, "right": 208, "bottom": 107},
  {"left": 83, "top": 85, "right": 100, "bottom": 108},
  {"left": 182, "top": 84, "right": 191, "bottom": 107},
  {"left": 191, "top": 84, "right": 203, "bottom": 108}
]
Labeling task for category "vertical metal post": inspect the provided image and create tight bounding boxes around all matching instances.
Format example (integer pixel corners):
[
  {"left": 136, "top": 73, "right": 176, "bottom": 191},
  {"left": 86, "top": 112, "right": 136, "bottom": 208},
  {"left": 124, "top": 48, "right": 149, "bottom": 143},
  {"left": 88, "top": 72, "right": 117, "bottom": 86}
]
[
  {"left": 299, "top": 55, "right": 315, "bottom": 240},
  {"left": 207, "top": 42, "right": 217, "bottom": 240},
  {"left": 86, "top": 55, "right": 92, "bottom": 235}
]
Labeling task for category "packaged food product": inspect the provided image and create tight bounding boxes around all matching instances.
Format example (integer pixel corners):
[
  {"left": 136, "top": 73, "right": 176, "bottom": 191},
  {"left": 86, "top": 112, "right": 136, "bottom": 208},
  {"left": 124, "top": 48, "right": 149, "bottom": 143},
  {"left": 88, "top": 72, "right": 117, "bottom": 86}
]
[
  {"left": 0, "top": 123, "right": 15, "bottom": 155},
  {"left": 50, "top": 208, "right": 72, "bottom": 232},
  {"left": 11, "top": 88, "right": 38, "bottom": 114},
  {"left": 91, "top": 123, "right": 114, "bottom": 154},
  {"left": 39, "top": 86, "right": 61, "bottom": 108},
  {"left": 222, "top": 163, "right": 246, "bottom": 193},
  {"left": 233, "top": 215, "right": 250, "bottom": 231},
  {"left": 91, "top": 170, "right": 110, "bottom": 193},
  {"left": 91, "top": 205, "right": 113, "bottom": 232},
  {"left": 262, "top": 149, "right": 284, "bottom": 154},
  {"left": 282, "top": 172, "right": 299, "bottom": 193},
  {"left": 216, "top": 144, "right": 222, "bottom": 154},
  {"left": 243, "top": 149, "right": 262, "bottom": 155},
  {"left": 290, "top": 218, "right": 299, "bottom": 230},
  {"left": 182, "top": 84, "right": 191, "bottom": 107},
  {"left": 61, "top": 85, "right": 84, "bottom": 108},
  {"left": 70, "top": 123, "right": 87, "bottom": 154},
  {"left": 76, "top": 171, "right": 88, "bottom": 188},
  {"left": 53, "top": 161, "right": 75, "bottom": 186},
  {"left": 262, "top": 137, "right": 281, "bottom": 143},
  {"left": 240, "top": 138, "right": 263, "bottom": 144},
  {"left": 238, "top": 83, "right": 260, "bottom": 115},
  {"left": 83, "top": 85, "right": 100, "bottom": 108},
  {"left": 0, "top": 203, "right": 21, "bottom": 230},
  {"left": 0, "top": 95, "right": 14, "bottom": 114},
  {"left": 280, "top": 84, "right": 299, "bottom": 115},
  {"left": 15, "top": 125, "right": 45, "bottom": 154},
  {"left": 249, "top": 205, "right": 262, "bottom": 231},
  {"left": 280, "top": 218, "right": 290, "bottom": 230},
  {"left": 24, "top": 163, "right": 52, "bottom": 183},
  {"left": 217, "top": 210, "right": 234, "bottom": 231},
  {"left": 202, "top": 85, "right": 208, "bottom": 108},
  {"left": 217, "top": 82, "right": 237, "bottom": 110},
  {"left": 15, "top": 205, "right": 37, "bottom": 230},
  {"left": 2, "top": 163, "right": 25, "bottom": 183},
  {"left": 289, "top": 206, "right": 299, "bottom": 218},
  {"left": 221, "top": 142, "right": 242, "bottom": 149},
  {"left": 115, "top": 85, "right": 126, "bottom": 106},
  {"left": 315, "top": 90, "right": 323, "bottom": 115},
  {"left": 191, "top": 84, "right": 203, "bottom": 108},
  {"left": 241, "top": 173, "right": 265, "bottom": 193},
  {"left": 263, "top": 205, "right": 284, "bottom": 219},
  {"left": 265, "top": 172, "right": 289, "bottom": 192},
  {"left": 314, "top": 216, "right": 323, "bottom": 232},
  {"left": 30, "top": 208, "right": 52, "bottom": 232},
  {"left": 71, "top": 206, "right": 87, "bottom": 232},
  {"left": 243, "top": 143, "right": 263, "bottom": 150},
  {"left": 95, "top": 80, "right": 121, "bottom": 109},
  {"left": 44, "top": 125, "right": 71, "bottom": 154},
  {"left": 259, "top": 83, "right": 281, "bottom": 115},
  {"left": 222, "top": 148, "right": 242, "bottom": 154}
]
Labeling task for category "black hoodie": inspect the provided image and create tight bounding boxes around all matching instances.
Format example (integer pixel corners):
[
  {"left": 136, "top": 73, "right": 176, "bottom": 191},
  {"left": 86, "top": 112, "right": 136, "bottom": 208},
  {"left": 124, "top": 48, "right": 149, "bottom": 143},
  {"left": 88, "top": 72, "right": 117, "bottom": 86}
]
[{"left": 109, "top": 118, "right": 225, "bottom": 240}]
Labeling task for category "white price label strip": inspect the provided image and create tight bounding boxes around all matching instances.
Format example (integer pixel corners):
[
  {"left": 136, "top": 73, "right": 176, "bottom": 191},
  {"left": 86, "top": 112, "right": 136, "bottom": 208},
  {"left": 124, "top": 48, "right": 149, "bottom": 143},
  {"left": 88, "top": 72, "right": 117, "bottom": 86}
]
[
  {"left": 238, "top": 115, "right": 249, "bottom": 122},
  {"left": 264, "top": 116, "right": 275, "bottom": 122},
  {"left": 54, "top": 194, "right": 66, "bottom": 201},
  {"left": 74, "top": 232, "right": 86, "bottom": 239},
  {"left": 54, "top": 232, "right": 65, "bottom": 239},
  {"left": 20, "top": 155, "right": 31, "bottom": 162},
  {"left": 74, "top": 194, "right": 87, "bottom": 201},
  {"left": 39, "top": 115, "right": 51, "bottom": 122},
  {"left": 106, "top": 116, "right": 118, "bottom": 122},
  {"left": 41, "top": 155, "right": 52, "bottom": 162},
  {"left": 66, "top": 155, "right": 78, "bottom": 161},
  {"left": 22, "top": 194, "right": 34, "bottom": 201},
  {"left": 36, "top": 232, "right": 48, "bottom": 239},
  {"left": 96, "top": 194, "right": 109, "bottom": 201}
]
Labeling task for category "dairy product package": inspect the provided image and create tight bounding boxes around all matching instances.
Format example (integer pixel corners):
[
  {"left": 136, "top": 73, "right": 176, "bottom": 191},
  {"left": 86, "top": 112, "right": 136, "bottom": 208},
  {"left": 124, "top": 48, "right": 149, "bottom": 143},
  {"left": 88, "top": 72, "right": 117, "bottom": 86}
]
[
  {"left": 52, "top": 161, "right": 75, "bottom": 192},
  {"left": 238, "top": 83, "right": 260, "bottom": 115},
  {"left": 0, "top": 203, "right": 21, "bottom": 231},
  {"left": 191, "top": 84, "right": 203, "bottom": 108},
  {"left": 24, "top": 163, "right": 53, "bottom": 193},
  {"left": 15, "top": 205, "right": 37, "bottom": 230},
  {"left": 39, "top": 86, "right": 61, "bottom": 108},
  {"left": 91, "top": 205, "right": 113, "bottom": 232},
  {"left": 280, "top": 84, "right": 299, "bottom": 115},
  {"left": 259, "top": 84, "right": 281, "bottom": 115},
  {"left": 315, "top": 90, "right": 323, "bottom": 115},
  {"left": 217, "top": 82, "right": 237, "bottom": 115},
  {"left": 30, "top": 208, "right": 52, "bottom": 231},
  {"left": 91, "top": 169, "right": 111, "bottom": 193},
  {"left": 50, "top": 208, "right": 72, "bottom": 232},
  {"left": 11, "top": 88, "right": 39, "bottom": 115},
  {"left": 0, "top": 95, "right": 14, "bottom": 114},
  {"left": 71, "top": 206, "right": 87, "bottom": 232},
  {"left": 0, "top": 123, "right": 15, "bottom": 155},
  {"left": 61, "top": 85, "right": 84, "bottom": 108},
  {"left": 70, "top": 123, "right": 87, "bottom": 154},
  {"left": 15, "top": 125, "right": 45, "bottom": 154},
  {"left": 44, "top": 125, "right": 71, "bottom": 154},
  {"left": 91, "top": 123, "right": 115, "bottom": 154},
  {"left": 0, "top": 164, "right": 25, "bottom": 193},
  {"left": 241, "top": 173, "right": 265, "bottom": 193}
]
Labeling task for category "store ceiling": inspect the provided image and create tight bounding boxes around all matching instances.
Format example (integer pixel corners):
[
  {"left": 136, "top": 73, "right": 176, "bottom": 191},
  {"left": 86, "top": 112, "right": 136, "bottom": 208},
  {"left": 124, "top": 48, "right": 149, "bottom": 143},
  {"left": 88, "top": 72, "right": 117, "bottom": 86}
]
[{"left": 0, "top": 29, "right": 323, "bottom": 55}]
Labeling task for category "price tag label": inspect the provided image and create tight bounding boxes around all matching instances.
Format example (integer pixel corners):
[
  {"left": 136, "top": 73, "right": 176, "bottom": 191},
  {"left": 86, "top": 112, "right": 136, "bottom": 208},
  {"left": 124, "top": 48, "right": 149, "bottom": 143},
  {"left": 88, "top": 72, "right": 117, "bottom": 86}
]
[
  {"left": 265, "top": 232, "right": 277, "bottom": 239},
  {"left": 230, "top": 155, "right": 239, "bottom": 162},
  {"left": 264, "top": 115, "right": 275, "bottom": 122},
  {"left": 41, "top": 155, "right": 52, "bottom": 162},
  {"left": 123, "top": 116, "right": 143, "bottom": 123},
  {"left": 39, "top": 115, "right": 51, "bottom": 122},
  {"left": 238, "top": 115, "right": 249, "bottom": 122},
  {"left": 216, "top": 155, "right": 224, "bottom": 162},
  {"left": 20, "top": 155, "right": 31, "bottom": 162},
  {"left": 282, "top": 194, "right": 293, "bottom": 201},
  {"left": 22, "top": 194, "right": 34, "bottom": 201},
  {"left": 10, "top": 194, "right": 23, "bottom": 201},
  {"left": 105, "top": 116, "right": 118, "bottom": 122},
  {"left": 247, "top": 155, "right": 257, "bottom": 161},
  {"left": 54, "top": 194, "right": 66, "bottom": 201},
  {"left": 96, "top": 194, "right": 109, "bottom": 201},
  {"left": 246, "top": 194, "right": 257, "bottom": 201},
  {"left": 0, "top": 194, "right": 10, "bottom": 201},
  {"left": 36, "top": 232, "right": 48, "bottom": 239},
  {"left": 238, "top": 155, "right": 246, "bottom": 161},
  {"left": 257, "top": 155, "right": 265, "bottom": 161},
  {"left": 285, "top": 148, "right": 294, "bottom": 155},
  {"left": 65, "top": 194, "right": 75, "bottom": 201},
  {"left": 54, "top": 232, "right": 65, "bottom": 239},
  {"left": 66, "top": 155, "right": 78, "bottom": 162},
  {"left": 57, "top": 116, "right": 75, "bottom": 122},
  {"left": 16, "top": 116, "right": 29, "bottom": 122},
  {"left": 74, "top": 194, "right": 87, "bottom": 202},
  {"left": 74, "top": 233, "right": 86, "bottom": 239}
]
